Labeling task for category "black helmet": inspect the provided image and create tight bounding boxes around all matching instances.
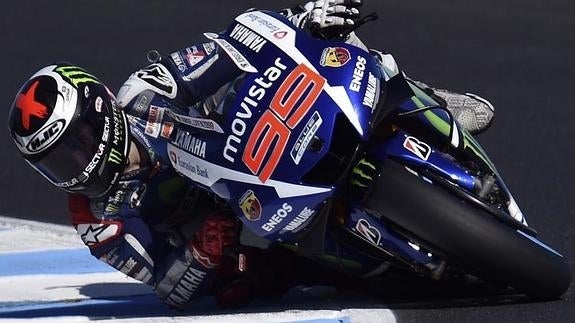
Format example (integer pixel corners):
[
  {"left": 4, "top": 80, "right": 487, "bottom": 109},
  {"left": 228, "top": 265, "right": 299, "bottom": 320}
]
[{"left": 8, "top": 64, "right": 129, "bottom": 197}]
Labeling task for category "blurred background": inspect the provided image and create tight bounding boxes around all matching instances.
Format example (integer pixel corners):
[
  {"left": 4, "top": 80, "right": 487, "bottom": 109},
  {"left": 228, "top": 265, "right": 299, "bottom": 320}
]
[{"left": 0, "top": 0, "right": 573, "bottom": 255}]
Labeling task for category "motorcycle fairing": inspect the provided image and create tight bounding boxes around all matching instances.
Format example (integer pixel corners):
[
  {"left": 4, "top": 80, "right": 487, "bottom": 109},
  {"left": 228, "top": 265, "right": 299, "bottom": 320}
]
[
  {"left": 167, "top": 10, "right": 389, "bottom": 240},
  {"left": 347, "top": 207, "right": 433, "bottom": 265},
  {"left": 369, "top": 130, "right": 477, "bottom": 191}
]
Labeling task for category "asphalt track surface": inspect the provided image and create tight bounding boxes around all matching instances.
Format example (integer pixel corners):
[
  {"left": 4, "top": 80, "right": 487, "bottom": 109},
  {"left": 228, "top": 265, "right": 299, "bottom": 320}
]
[{"left": 0, "top": 0, "right": 574, "bottom": 322}]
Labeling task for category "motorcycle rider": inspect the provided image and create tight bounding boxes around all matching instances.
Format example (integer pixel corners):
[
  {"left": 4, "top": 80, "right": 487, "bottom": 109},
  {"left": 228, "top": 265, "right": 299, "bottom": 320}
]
[{"left": 7, "top": 0, "right": 494, "bottom": 309}]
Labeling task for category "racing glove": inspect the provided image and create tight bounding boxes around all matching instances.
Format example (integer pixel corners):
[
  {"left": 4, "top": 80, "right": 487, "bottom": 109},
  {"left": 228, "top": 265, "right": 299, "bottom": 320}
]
[
  {"left": 287, "top": 0, "right": 363, "bottom": 40},
  {"left": 308, "top": 0, "right": 364, "bottom": 39},
  {"left": 190, "top": 211, "right": 238, "bottom": 268}
]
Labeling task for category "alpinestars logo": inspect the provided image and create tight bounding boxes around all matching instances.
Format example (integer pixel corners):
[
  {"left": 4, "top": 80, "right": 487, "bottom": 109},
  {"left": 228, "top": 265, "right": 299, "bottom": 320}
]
[
  {"left": 135, "top": 64, "right": 177, "bottom": 99},
  {"left": 77, "top": 223, "right": 120, "bottom": 246},
  {"left": 403, "top": 136, "right": 432, "bottom": 161}
]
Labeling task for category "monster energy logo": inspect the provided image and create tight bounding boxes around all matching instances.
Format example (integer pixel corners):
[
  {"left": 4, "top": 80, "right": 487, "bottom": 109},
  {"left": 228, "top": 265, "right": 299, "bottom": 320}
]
[
  {"left": 108, "top": 148, "right": 123, "bottom": 165},
  {"left": 350, "top": 159, "right": 378, "bottom": 188},
  {"left": 55, "top": 66, "right": 99, "bottom": 88}
]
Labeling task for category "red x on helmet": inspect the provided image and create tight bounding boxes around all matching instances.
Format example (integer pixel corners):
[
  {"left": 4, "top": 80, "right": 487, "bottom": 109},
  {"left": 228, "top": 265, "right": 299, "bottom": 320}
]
[{"left": 8, "top": 64, "right": 130, "bottom": 197}]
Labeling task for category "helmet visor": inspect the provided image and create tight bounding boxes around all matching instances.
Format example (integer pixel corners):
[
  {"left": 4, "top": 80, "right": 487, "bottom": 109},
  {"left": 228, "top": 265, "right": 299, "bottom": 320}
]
[
  {"left": 32, "top": 117, "right": 108, "bottom": 189},
  {"left": 31, "top": 85, "right": 128, "bottom": 197}
]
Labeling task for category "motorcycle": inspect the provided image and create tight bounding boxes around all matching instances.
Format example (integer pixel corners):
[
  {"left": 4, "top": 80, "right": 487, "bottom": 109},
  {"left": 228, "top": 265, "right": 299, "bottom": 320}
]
[{"left": 166, "top": 9, "right": 571, "bottom": 300}]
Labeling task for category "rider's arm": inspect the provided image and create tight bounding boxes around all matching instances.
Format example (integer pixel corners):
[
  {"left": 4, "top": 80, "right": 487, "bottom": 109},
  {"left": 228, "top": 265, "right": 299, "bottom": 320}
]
[
  {"left": 116, "top": 41, "right": 243, "bottom": 116},
  {"left": 68, "top": 192, "right": 238, "bottom": 309}
]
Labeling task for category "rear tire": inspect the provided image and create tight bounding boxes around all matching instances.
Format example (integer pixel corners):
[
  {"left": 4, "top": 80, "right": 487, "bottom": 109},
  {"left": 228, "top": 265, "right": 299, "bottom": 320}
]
[{"left": 364, "top": 160, "right": 571, "bottom": 300}]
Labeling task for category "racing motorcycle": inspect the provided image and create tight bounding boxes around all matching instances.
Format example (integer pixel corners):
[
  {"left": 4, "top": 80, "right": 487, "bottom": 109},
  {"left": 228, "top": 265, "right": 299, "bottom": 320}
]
[{"left": 166, "top": 10, "right": 571, "bottom": 300}]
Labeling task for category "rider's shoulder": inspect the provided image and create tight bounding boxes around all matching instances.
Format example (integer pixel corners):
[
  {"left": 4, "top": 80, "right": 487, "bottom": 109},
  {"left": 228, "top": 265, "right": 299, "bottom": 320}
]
[{"left": 116, "top": 62, "right": 178, "bottom": 108}]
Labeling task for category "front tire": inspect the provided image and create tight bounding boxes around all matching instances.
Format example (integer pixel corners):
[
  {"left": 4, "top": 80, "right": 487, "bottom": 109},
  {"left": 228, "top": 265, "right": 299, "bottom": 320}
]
[{"left": 364, "top": 160, "right": 571, "bottom": 300}]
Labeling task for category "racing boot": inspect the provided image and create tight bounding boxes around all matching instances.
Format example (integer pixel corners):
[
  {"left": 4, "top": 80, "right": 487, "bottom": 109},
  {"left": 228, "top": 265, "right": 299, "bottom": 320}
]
[
  {"left": 410, "top": 80, "right": 495, "bottom": 134},
  {"left": 369, "top": 49, "right": 494, "bottom": 135}
]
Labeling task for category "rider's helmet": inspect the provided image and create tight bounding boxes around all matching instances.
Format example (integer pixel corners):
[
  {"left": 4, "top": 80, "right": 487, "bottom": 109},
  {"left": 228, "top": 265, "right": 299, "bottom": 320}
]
[{"left": 7, "top": 63, "right": 129, "bottom": 197}]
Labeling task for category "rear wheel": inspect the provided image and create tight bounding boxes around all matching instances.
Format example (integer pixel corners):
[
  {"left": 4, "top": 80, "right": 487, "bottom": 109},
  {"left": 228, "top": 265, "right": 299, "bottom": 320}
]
[{"left": 364, "top": 160, "right": 571, "bottom": 300}]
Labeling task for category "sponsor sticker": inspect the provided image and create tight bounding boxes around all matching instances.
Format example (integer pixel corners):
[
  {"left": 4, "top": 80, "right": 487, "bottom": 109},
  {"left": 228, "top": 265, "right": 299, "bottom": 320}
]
[
  {"left": 161, "top": 121, "right": 174, "bottom": 138},
  {"left": 320, "top": 47, "right": 351, "bottom": 68},
  {"left": 183, "top": 54, "right": 219, "bottom": 81},
  {"left": 170, "top": 147, "right": 210, "bottom": 180},
  {"left": 169, "top": 150, "right": 177, "bottom": 164},
  {"left": 95, "top": 96, "right": 103, "bottom": 112},
  {"left": 362, "top": 72, "right": 379, "bottom": 110},
  {"left": 55, "top": 65, "right": 99, "bottom": 88},
  {"left": 204, "top": 32, "right": 258, "bottom": 73},
  {"left": 349, "top": 56, "right": 367, "bottom": 92},
  {"left": 226, "top": 61, "right": 325, "bottom": 183},
  {"left": 173, "top": 129, "right": 206, "bottom": 158},
  {"left": 129, "top": 184, "right": 147, "bottom": 209},
  {"left": 238, "top": 253, "right": 246, "bottom": 272},
  {"left": 185, "top": 46, "right": 207, "bottom": 67},
  {"left": 229, "top": 23, "right": 267, "bottom": 53},
  {"left": 203, "top": 42, "right": 216, "bottom": 55},
  {"left": 261, "top": 203, "right": 293, "bottom": 232},
  {"left": 223, "top": 57, "right": 287, "bottom": 164},
  {"left": 355, "top": 218, "right": 381, "bottom": 246},
  {"left": 145, "top": 105, "right": 164, "bottom": 138},
  {"left": 25, "top": 119, "right": 66, "bottom": 153},
  {"left": 403, "top": 136, "right": 432, "bottom": 161},
  {"left": 163, "top": 109, "right": 224, "bottom": 133},
  {"left": 274, "top": 31, "right": 288, "bottom": 39},
  {"left": 239, "top": 190, "right": 262, "bottom": 221},
  {"left": 282, "top": 207, "right": 315, "bottom": 233},
  {"left": 132, "top": 91, "right": 154, "bottom": 118},
  {"left": 237, "top": 11, "right": 295, "bottom": 44},
  {"left": 171, "top": 51, "right": 187, "bottom": 72},
  {"left": 242, "top": 12, "right": 284, "bottom": 34},
  {"left": 290, "top": 111, "right": 322, "bottom": 165}
]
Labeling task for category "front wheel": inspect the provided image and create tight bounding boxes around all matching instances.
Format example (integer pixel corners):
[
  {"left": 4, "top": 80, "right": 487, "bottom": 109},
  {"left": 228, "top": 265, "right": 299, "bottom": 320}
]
[{"left": 364, "top": 160, "right": 571, "bottom": 300}]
